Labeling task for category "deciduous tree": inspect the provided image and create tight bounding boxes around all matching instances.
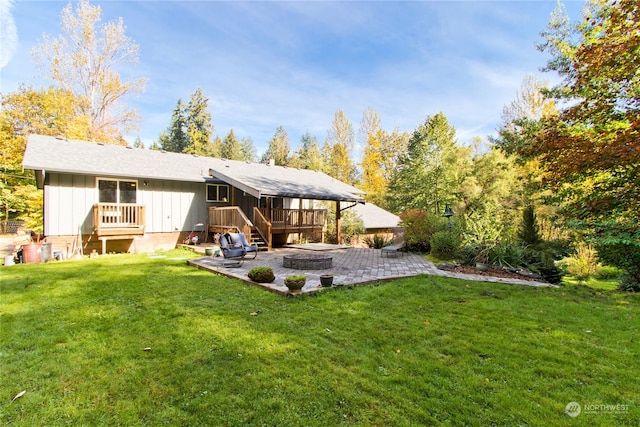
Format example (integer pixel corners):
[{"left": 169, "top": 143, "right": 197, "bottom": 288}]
[
  {"left": 32, "top": 0, "right": 146, "bottom": 144},
  {"left": 387, "top": 113, "right": 463, "bottom": 215},
  {"left": 324, "top": 110, "right": 358, "bottom": 185},
  {"left": 359, "top": 107, "right": 409, "bottom": 208},
  {"left": 534, "top": 0, "right": 640, "bottom": 288}
]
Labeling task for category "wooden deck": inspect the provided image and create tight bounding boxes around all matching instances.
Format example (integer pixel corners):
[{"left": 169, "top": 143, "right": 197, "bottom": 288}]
[
  {"left": 93, "top": 203, "right": 146, "bottom": 253},
  {"left": 208, "top": 206, "right": 327, "bottom": 250}
]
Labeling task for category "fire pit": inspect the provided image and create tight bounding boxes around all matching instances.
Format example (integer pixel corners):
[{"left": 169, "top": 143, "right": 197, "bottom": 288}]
[{"left": 283, "top": 253, "right": 333, "bottom": 270}]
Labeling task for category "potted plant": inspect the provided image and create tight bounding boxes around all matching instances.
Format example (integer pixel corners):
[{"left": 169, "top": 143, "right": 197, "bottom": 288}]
[
  {"left": 473, "top": 244, "right": 492, "bottom": 272},
  {"left": 284, "top": 275, "right": 306, "bottom": 292},
  {"left": 247, "top": 266, "right": 276, "bottom": 283},
  {"left": 319, "top": 274, "right": 334, "bottom": 287}
]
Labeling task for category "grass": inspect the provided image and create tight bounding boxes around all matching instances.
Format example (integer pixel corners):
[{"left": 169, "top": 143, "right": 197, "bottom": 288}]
[{"left": 1, "top": 249, "right": 638, "bottom": 426}]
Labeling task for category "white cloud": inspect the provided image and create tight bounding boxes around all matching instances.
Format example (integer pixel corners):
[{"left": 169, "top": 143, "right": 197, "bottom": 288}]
[{"left": 0, "top": 0, "right": 18, "bottom": 69}]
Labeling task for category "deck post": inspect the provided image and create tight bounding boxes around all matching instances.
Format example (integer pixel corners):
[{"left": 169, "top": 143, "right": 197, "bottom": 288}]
[{"left": 336, "top": 201, "right": 341, "bottom": 244}]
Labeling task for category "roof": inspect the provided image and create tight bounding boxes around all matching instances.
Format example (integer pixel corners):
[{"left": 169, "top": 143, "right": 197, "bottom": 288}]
[
  {"left": 22, "top": 134, "right": 365, "bottom": 203},
  {"left": 352, "top": 202, "right": 401, "bottom": 229}
]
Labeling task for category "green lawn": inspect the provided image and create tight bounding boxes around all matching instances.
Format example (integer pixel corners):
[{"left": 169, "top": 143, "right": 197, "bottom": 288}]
[{"left": 1, "top": 249, "right": 638, "bottom": 426}]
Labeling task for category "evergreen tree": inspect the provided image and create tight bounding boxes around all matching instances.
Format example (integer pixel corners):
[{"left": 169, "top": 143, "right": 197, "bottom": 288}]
[
  {"left": 184, "top": 88, "right": 215, "bottom": 156},
  {"left": 518, "top": 204, "right": 542, "bottom": 245},
  {"left": 239, "top": 137, "right": 257, "bottom": 162},
  {"left": 261, "top": 126, "right": 291, "bottom": 165},
  {"left": 220, "top": 129, "right": 243, "bottom": 160},
  {"left": 133, "top": 136, "right": 144, "bottom": 148},
  {"left": 290, "top": 131, "right": 323, "bottom": 170},
  {"left": 159, "top": 100, "right": 188, "bottom": 153},
  {"left": 159, "top": 88, "right": 215, "bottom": 156}
]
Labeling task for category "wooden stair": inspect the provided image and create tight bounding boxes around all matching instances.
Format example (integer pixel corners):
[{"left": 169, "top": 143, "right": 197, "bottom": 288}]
[{"left": 250, "top": 228, "right": 269, "bottom": 251}]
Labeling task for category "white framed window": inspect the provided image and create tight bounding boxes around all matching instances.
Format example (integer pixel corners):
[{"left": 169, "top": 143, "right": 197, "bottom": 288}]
[
  {"left": 97, "top": 178, "right": 138, "bottom": 204},
  {"left": 206, "top": 184, "right": 229, "bottom": 202}
]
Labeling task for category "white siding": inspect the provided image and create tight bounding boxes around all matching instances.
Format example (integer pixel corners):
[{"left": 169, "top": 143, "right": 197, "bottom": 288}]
[{"left": 45, "top": 173, "right": 208, "bottom": 236}]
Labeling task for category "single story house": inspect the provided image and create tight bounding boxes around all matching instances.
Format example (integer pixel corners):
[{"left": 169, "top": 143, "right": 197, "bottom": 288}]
[
  {"left": 351, "top": 202, "right": 404, "bottom": 247},
  {"left": 22, "top": 134, "right": 366, "bottom": 255}
]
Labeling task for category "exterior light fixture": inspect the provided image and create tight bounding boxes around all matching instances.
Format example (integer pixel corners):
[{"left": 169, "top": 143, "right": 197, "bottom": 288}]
[{"left": 443, "top": 204, "right": 454, "bottom": 229}]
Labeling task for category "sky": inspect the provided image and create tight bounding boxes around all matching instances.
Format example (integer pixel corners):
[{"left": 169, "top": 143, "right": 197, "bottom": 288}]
[{"left": 1, "top": 0, "right": 586, "bottom": 158}]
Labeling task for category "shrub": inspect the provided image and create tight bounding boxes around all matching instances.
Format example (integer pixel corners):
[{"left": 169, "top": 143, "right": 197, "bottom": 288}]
[
  {"left": 488, "top": 240, "right": 527, "bottom": 268},
  {"left": 364, "top": 234, "right": 393, "bottom": 249},
  {"left": 596, "top": 242, "right": 640, "bottom": 292},
  {"left": 247, "top": 266, "right": 275, "bottom": 283},
  {"left": 429, "top": 231, "right": 462, "bottom": 259},
  {"left": 593, "top": 265, "right": 623, "bottom": 280},
  {"left": 325, "top": 207, "right": 365, "bottom": 245},
  {"left": 561, "top": 243, "right": 600, "bottom": 281},
  {"left": 400, "top": 209, "right": 454, "bottom": 253},
  {"left": 523, "top": 245, "right": 563, "bottom": 284}
]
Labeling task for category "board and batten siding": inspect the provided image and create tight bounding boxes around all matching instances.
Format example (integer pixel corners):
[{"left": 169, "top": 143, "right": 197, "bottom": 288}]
[{"left": 44, "top": 173, "right": 208, "bottom": 236}]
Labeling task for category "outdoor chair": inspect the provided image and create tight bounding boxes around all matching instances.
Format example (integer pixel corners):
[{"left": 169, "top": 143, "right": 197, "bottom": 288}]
[
  {"left": 381, "top": 242, "right": 407, "bottom": 257},
  {"left": 227, "top": 232, "right": 259, "bottom": 259},
  {"left": 218, "top": 233, "right": 247, "bottom": 266}
]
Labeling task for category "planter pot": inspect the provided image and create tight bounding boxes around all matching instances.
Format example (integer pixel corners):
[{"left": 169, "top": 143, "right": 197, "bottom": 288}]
[
  {"left": 320, "top": 274, "right": 334, "bottom": 287},
  {"left": 284, "top": 279, "right": 306, "bottom": 292},
  {"left": 22, "top": 243, "right": 42, "bottom": 264},
  {"left": 205, "top": 248, "right": 214, "bottom": 256},
  {"left": 475, "top": 262, "right": 489, "bottom": 272}
]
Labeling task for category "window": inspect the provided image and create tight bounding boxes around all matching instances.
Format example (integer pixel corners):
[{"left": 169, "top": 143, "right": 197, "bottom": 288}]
[
  {"left": 207, "top": 184, "right": 229, "bottom": 202},
  {"left": 98, "top": 179, "right": 138, "bottom": 204}
]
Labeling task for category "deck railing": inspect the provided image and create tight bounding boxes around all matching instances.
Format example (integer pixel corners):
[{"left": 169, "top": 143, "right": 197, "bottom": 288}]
[
  {"left": 93, "top": 203, "right": 145, "bottom": 233},
  {"left": 207, "top": 206, "right": 253, "bottom": 237},
  {"left": 253, "top": 207, "right": 272, "bottom": 249},
  {"left": 260, "top": 208, "right": 327, "bottom": 229},
  {"left": 257, "top": 208, "right": 327, "bottom": 230}
]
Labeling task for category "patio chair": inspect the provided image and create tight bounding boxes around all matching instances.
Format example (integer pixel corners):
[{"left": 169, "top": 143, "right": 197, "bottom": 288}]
[
  {"left": 381, "top": 242, "right": 407, "bottom": 257},
  {"left": 227, "top": 232, "right": 259, "bottom": 259},
  {"left": 218, "top": 233, "right": 247, "bottom": 266}
]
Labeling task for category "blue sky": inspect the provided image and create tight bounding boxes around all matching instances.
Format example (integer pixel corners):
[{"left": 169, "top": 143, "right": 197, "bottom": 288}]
[{"left": 1, "top": 0, "right": 585, "bottom": 157}]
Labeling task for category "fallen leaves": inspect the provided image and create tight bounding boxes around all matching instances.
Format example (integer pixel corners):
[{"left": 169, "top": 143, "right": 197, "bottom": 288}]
[{"left": 11, "top": 390, "right": 26, "bottom": 403}]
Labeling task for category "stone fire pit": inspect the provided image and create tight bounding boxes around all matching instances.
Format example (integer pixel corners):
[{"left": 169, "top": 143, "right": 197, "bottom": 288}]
[{"left": 283, "top": 253, "right": 333, "bottom": 270}]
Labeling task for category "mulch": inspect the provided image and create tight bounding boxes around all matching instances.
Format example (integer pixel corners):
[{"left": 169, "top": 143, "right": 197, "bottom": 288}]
[{"left": 438, "top": 263, "right": 545, "bottom": 283}]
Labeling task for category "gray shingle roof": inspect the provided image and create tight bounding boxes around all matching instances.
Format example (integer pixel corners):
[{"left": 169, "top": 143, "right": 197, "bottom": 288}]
[
  {"left": 23, "top": 134, "right": 365, "bottom": 202},
  {"left": 352, "top": 202, "right": 401, "bottom": 229}
]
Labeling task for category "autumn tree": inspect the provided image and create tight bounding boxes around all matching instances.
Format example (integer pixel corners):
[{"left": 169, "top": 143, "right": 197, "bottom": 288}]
[
  {"left": 32, "top": 0, "right": 146, "bottom": 144},
  {"left": 324, "top": 110, "right": 358, "bottom": 185},
  {"left": 1, "top": 86, "right": 88, "bottom": 232},
  {"left": 261, "top": 126, "right": 291, "bottom": 166},
  {"left": 533, "top": 0, "right": 640, "bottom": 288},
  {"left": 359, "top": 107, "right": 409, "bottom": 208}
]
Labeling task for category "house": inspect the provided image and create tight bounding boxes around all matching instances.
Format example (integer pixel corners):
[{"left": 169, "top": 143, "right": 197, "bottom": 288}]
[
  {"left": 21, "top": 134, "right": 365, "bottom": 255},
  {"left": 351, "top": 202, "right": 404, "bottom": 248}
]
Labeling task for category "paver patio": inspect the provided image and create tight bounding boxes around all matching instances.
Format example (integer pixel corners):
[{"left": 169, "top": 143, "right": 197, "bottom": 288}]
[{"left": 187, "top": 244, "right": 554, "bottom": 295}]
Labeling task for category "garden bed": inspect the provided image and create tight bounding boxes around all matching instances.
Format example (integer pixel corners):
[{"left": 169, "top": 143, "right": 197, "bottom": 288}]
[{"left": 438, "top": 263, "right": 545, "bottom": 282}]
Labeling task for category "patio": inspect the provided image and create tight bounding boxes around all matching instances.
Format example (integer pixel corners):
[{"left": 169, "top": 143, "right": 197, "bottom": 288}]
[{"left": 187, "top": 244, "right": 553, "bottom": 295}]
